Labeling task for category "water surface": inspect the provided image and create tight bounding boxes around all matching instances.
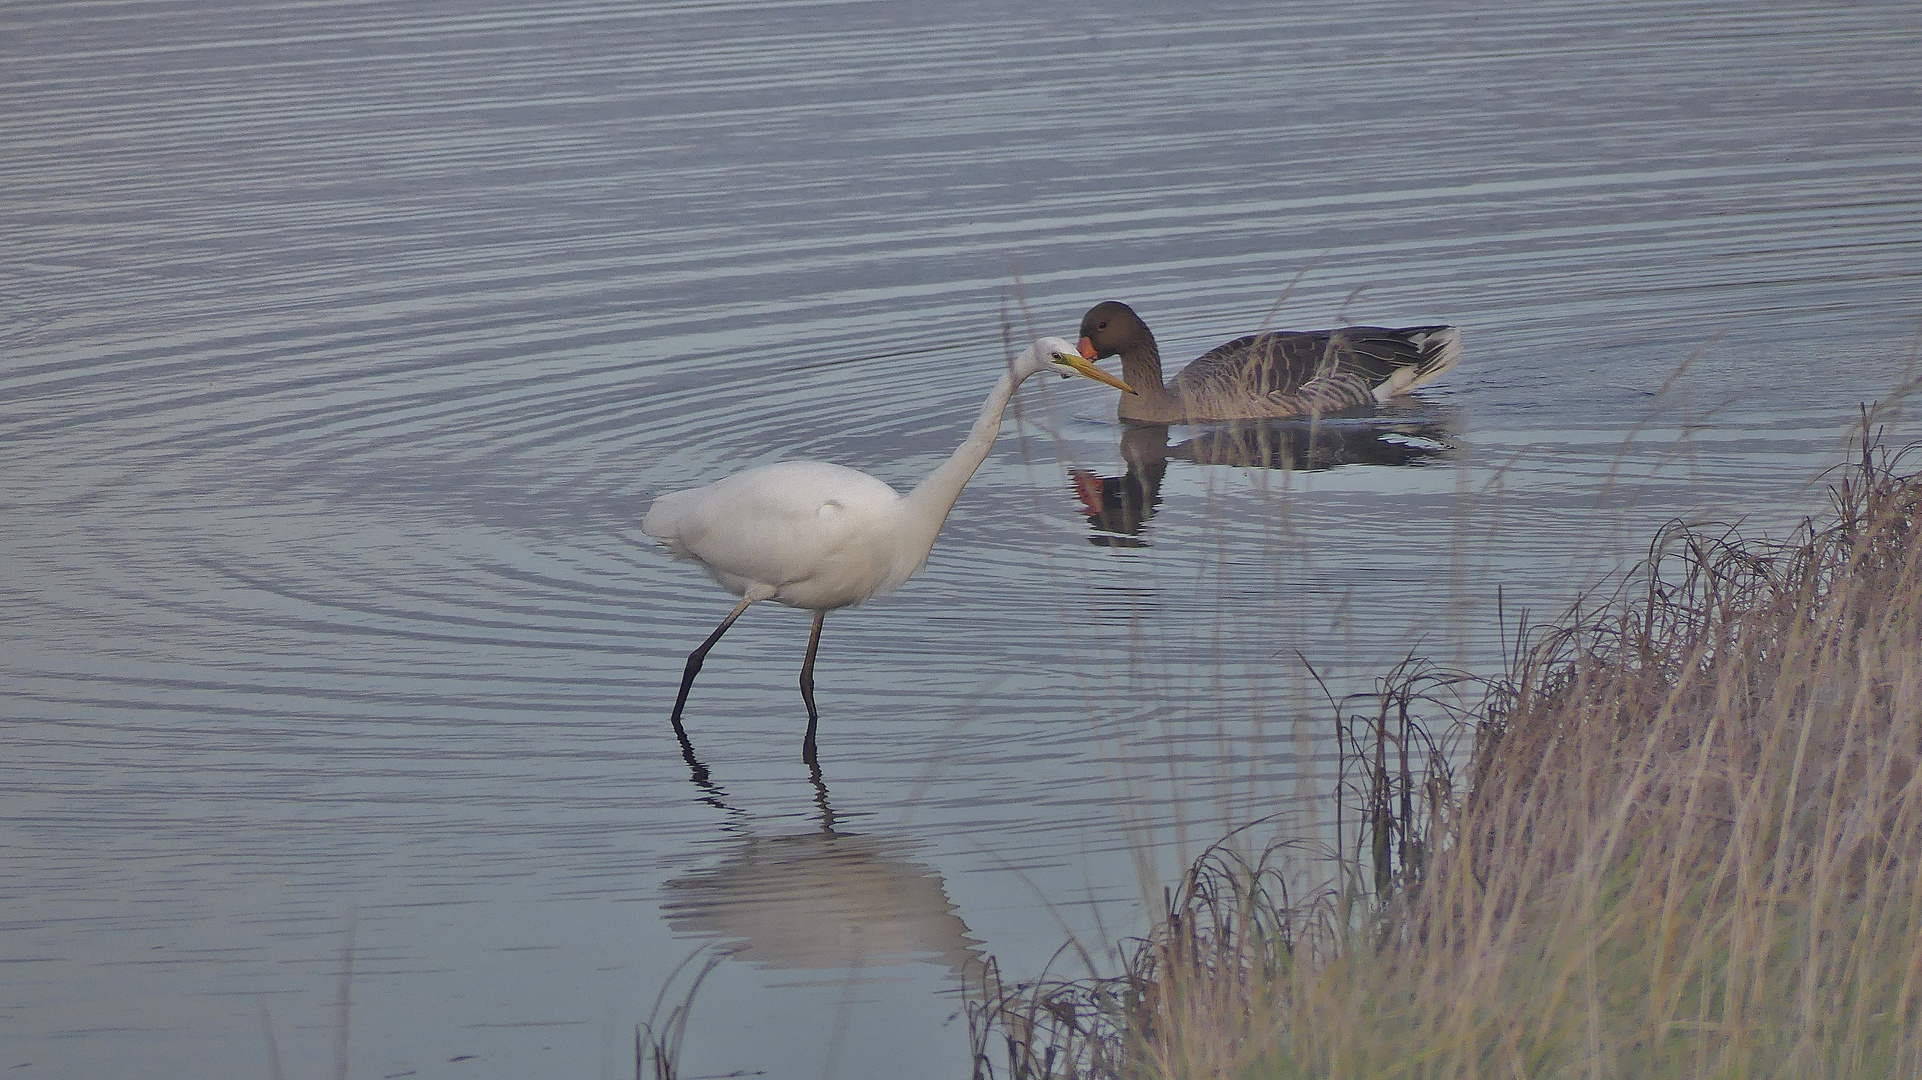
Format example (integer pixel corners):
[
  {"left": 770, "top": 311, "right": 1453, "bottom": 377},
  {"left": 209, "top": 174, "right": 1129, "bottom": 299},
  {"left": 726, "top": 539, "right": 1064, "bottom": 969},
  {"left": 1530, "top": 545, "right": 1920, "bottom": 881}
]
[{"left": 5, "top": 1, "right": 1921, "bottom": 1077}]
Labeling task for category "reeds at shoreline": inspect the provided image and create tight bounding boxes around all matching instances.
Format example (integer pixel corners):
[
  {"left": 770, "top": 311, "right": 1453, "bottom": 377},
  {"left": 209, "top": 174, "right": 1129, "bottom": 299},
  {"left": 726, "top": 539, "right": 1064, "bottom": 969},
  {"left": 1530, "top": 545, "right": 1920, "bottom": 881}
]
[{"left": 973, "top": 429, "right": 1922, "bottom": 1079}]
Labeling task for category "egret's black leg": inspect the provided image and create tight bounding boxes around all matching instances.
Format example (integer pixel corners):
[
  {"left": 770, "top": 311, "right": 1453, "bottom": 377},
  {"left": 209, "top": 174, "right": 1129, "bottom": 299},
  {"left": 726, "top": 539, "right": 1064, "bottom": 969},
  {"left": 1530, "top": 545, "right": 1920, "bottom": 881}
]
[
  {"left": 669, "top": 597, "right": 755, "bottom": 744},
  {"left": 799, "top": 609, "right": 826, "bottom": 766}
]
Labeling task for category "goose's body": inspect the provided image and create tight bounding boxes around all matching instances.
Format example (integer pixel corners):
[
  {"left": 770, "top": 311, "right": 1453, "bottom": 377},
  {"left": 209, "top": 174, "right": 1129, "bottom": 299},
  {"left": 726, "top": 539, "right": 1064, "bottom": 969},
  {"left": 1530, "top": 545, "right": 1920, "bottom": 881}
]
[{"left": 1076, "top": 301, "right": 1461, "bottom": 424}]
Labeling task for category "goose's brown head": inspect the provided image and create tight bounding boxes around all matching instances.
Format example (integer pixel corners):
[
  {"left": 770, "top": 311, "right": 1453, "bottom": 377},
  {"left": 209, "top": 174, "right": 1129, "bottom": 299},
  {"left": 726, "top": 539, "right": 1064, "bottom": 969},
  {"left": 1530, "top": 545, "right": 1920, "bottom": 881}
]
[{"left": 1077, "top": 300, "right": 1152, "bottom": 361}]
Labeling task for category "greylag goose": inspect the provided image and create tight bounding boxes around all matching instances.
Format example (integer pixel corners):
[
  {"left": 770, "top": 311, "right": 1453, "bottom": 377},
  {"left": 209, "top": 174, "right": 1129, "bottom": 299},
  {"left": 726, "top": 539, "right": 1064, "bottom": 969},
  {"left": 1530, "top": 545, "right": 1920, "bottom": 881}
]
[{"left": 1076, "top": 300, "right": 1460, "bottom": 424}]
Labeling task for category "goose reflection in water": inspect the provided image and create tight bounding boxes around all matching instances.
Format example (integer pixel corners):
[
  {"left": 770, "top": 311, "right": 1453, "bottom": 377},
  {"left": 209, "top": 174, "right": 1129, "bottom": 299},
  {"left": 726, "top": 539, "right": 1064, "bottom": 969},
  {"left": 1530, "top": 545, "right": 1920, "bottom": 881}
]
[{"left": 1072, "top": 402, "right": 1460, "bottom": 546}]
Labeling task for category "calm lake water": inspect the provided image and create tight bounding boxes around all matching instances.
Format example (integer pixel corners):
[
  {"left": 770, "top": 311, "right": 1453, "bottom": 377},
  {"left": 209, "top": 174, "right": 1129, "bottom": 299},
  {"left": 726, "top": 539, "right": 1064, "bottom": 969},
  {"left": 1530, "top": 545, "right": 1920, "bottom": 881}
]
[{"left": 5, "top": 1, "right": 1921, "bottom": 1076}]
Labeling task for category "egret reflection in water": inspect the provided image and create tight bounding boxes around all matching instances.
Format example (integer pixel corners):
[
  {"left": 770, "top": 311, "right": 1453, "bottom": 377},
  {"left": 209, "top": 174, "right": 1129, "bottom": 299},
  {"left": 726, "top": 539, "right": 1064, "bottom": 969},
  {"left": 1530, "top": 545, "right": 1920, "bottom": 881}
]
[
  {"left": 661, "top": 826, "right": 989, "bottom": 991},
  {"left": 660, "top": 744, "right": 988, "bottom": 989},
  {"left": 1072, "top": 402, "right": 1461, "bottom": 545}
]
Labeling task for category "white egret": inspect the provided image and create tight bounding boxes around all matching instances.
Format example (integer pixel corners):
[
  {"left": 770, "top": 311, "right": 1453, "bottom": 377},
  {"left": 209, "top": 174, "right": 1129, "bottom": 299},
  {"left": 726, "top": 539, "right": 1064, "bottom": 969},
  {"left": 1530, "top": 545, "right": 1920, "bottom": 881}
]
[
  {"left": 1076, "top": 300, "right": 1460, "bottom": 423},
  {"left": 642, "top": 337, "right": 1133, "bottom": 761}
]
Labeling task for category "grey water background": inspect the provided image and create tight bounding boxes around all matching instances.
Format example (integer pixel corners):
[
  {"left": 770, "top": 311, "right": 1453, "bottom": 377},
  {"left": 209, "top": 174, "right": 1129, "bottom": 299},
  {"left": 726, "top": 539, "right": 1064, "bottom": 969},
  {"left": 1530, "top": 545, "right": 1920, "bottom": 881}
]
[{"left": 5, "top": 1, "right": 1921, "bottom": 1077}]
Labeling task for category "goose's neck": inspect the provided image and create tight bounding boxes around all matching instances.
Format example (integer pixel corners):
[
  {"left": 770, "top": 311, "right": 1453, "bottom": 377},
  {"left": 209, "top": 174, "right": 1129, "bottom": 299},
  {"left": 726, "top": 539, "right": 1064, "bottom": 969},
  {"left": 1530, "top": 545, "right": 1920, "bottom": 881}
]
[
  {"left": 897, "top": 366, "right": 1024, "bottom": 558},
  {"left": 1117, "top": 335, "right": 1184, "bottom": 422}
]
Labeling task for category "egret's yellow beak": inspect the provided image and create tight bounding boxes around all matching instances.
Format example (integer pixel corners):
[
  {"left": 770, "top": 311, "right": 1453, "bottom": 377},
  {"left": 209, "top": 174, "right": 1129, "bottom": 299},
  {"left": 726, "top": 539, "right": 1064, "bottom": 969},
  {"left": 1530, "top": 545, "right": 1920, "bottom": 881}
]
[{"left": 1056, "top": 353, "right": 1136, "bottom": 395}]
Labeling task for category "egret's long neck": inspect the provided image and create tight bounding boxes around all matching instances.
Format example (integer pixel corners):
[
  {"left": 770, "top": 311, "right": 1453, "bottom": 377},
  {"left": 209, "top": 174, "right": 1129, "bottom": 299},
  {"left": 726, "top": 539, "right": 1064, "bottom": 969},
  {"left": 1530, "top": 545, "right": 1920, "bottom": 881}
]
[{"left": 896, "top": 366, "right": 1024, "bottom": 559}]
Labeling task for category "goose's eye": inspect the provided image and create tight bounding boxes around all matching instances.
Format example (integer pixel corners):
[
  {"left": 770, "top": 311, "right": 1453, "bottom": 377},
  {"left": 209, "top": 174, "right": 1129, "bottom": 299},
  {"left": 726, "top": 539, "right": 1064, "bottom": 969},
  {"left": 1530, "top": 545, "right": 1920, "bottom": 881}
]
[{"left": 1097, "top": 321, "right": 1108, "bottom": 330}]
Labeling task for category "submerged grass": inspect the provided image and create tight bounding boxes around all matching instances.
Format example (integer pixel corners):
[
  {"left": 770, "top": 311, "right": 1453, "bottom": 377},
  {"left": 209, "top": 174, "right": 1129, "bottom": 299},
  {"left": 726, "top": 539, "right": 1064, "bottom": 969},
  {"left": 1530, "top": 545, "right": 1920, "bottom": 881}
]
[{"left": 972, "top": 427, "right": 1922, "bottom": 1079}]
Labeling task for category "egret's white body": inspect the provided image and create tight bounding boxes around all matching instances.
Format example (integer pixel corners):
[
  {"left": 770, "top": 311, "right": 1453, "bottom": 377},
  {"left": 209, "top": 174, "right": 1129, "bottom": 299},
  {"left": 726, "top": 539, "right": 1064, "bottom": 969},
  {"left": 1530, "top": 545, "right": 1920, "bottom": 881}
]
[
  {"left": 643, "top": 337, "right": 1133, "bottom": 762},
  {"left": 644, "top": 461, "right": 916, "bottom": 611}
]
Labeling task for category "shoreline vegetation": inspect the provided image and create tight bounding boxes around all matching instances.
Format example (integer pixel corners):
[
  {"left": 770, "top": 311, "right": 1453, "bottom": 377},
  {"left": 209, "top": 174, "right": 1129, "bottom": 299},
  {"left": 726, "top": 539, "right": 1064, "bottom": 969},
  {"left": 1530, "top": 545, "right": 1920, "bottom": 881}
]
[{"left": 970, "top": 425, "right": 1922, "bottom": 1080}]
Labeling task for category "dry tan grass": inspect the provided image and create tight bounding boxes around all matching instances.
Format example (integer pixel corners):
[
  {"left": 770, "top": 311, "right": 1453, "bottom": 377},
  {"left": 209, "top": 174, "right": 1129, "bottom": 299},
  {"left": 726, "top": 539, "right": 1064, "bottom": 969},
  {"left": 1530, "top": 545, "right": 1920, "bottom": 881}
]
[{"left": 972, "top": 431, "right": 1922, "bottom": 1080}]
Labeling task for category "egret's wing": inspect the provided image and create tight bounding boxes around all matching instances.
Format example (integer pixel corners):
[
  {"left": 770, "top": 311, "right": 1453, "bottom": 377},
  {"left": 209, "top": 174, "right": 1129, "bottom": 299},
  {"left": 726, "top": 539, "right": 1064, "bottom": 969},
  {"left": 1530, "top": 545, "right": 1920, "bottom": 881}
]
[{"left": 644, "top": 462, "right": 901, "bottom": 593}]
